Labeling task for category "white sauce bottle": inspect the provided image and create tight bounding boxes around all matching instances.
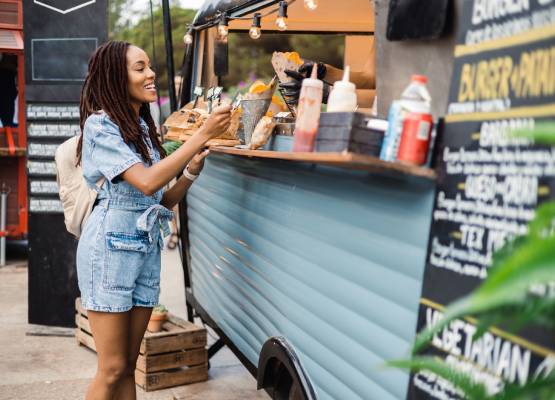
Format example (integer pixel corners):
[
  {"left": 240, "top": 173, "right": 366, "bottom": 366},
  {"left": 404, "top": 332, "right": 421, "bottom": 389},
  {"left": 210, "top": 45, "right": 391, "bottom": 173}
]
[{"left": 327, "top": 66, "right": 357, "bottom": 112}]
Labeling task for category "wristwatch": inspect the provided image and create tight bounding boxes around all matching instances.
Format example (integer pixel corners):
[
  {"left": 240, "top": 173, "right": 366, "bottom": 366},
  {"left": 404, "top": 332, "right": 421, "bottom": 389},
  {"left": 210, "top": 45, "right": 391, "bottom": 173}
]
[{"left": 183, "top": 165, "right": 199, "bottom": 181}]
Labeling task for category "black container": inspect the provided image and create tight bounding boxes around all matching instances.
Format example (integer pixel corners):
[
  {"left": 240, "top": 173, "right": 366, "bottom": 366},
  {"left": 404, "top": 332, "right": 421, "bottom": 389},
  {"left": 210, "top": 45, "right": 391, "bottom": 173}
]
[{"left": 315, "top": 112, "right": 387, "bottom": 156}]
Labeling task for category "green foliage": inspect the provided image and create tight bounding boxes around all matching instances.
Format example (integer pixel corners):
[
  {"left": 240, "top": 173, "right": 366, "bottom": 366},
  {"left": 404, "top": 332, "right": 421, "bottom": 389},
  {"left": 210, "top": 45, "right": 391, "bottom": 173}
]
[
  {"left": 390, "top": 126, "right": 555, "bottom": 399},
  {"left": 110, "top": 2, "right": 196, "bottom": 96},
  {"left": 413, "top": 206, "right": 555, "bottom": 354},
  {"left": 387, "top": 357, "right": 489, "bottom": 399},
  {"left": 389, "top": 357, "right": 555, "bottom": 400},
  {"left": 108, "top": 0, "right": 128, "bottom": 36},
  {"left": 153, "top": 304, "right": 167, "bottom": 314},
  {"left": 109, "top": 2, "right": 350, "bottom": 99},
  {"left": 221, "top": 32, "right": 346, "bottom": 90},
  {"left": 162, "top": 140, "right": 182, "bottom": 155},
  {"left": 515, "top": 123, "right": 555, "bottom": 145},
  {"left": 289, "top": 34, "right": 345, "bottom": 68},
  {"left": 495, "top": 370, "right": 555, "bottom": 400}
]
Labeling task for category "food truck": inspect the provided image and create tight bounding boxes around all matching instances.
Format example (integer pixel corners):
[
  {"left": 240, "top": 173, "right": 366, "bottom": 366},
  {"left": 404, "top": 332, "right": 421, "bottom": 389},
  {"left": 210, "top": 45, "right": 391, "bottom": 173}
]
[
  {"left": 174, "top": 1, "right": 437, "bottom": 399},
  {"left": 172, "top": 0, "right": 555, "bottom": 399}
]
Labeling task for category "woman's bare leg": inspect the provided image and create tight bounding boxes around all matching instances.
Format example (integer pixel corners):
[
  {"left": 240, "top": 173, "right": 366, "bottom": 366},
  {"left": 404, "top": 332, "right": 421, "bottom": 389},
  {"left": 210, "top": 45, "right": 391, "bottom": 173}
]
[
  {"left": 113, "top": 306, "right": 153, "bottom": 400},
  {"left": 85, "top": 310, "right": 130, "bottom": 400}
]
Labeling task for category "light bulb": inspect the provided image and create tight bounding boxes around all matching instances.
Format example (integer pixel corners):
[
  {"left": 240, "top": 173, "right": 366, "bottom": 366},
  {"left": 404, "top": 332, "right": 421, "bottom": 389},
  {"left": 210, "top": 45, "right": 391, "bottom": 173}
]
[
  {"left": 218, "top": 14, "right": 229, "bottom": 38},
  {"left": 249, "top": 27, "right": 261, "bottom": 39},
  {"left": 250, "top": 13, "right": 262, "bottom": 39},
  {"left": 184, "top": 32, "right": 193, "bottom": 45},
  {"left": 276, "top": 1, "right": 288, "bottom": 31},
  {"left": 304, "top": 0, "right": 318, "bottom": 10},
  {"left": 275, "top": 17, "right": 287, "bottom": 31},
  {"left": 218, "top": 24, "right": 228, "bottom": 37}
]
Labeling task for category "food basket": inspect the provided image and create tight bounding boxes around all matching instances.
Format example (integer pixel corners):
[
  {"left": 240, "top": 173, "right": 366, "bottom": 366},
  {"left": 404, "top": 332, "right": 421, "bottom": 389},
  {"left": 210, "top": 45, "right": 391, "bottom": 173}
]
[{"left": 240, "top": 98, "right": 272, "bottom": 145}]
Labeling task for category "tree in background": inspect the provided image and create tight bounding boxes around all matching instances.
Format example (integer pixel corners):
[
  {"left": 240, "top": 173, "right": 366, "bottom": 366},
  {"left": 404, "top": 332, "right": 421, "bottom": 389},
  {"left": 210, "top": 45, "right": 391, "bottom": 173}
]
[
  {"left": 109, "top": 0, "right": 349, "bottom": 97},
  {"left": 109, "top": 0, "right": 195, "bottom": 96},
  {"left": 222, "top": 32, "right": 345, "bottom": 90}
]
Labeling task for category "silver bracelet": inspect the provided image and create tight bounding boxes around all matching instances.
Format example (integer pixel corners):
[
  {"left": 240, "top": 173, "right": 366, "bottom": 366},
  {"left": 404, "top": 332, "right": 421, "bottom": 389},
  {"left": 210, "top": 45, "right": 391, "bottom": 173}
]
[{"left": 183, "top": 165, "right": 199, "bottom": 181}]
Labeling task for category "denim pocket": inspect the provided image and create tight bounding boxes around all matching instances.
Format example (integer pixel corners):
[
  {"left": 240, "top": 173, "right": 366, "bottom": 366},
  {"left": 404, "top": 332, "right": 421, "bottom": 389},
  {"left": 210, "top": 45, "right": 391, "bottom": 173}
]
[{"left": 103, "top": 232, "right": 150, "bottom": 291}]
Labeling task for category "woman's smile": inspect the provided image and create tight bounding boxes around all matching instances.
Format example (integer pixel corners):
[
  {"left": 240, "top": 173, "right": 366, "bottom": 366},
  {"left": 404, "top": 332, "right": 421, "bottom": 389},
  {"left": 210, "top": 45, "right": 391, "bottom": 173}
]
[
  {"left": 144, "top": 82, "right": 156, "bottom": 93},
  {"left": 127, "top": 45, "right": 157, "bottom": 110}
]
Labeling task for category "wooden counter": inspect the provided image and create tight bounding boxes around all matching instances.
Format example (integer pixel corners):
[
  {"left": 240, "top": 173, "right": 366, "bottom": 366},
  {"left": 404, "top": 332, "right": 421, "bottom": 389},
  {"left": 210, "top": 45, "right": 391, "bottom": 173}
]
[{"left": 208, "top": 146, "right": 437, "bottom": 181}]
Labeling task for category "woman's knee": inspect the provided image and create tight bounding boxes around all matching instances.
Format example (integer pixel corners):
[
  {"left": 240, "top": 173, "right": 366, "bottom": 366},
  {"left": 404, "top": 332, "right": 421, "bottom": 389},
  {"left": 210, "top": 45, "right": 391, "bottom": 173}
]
[{"left": 98, "top": 358, "right": 132, "bottom": 386}]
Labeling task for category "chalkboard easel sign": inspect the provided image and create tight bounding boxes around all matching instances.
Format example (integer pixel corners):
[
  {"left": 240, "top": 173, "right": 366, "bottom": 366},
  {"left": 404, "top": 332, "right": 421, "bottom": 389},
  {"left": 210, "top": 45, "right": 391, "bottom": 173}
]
[
  {"left": 409, "top": 1, "right": 555, "bottom": 398},
  {"left": 31, "top": 38, "right": 97, "bottom": 82},
  {"left": 24, "top": 0, "right": 107, "bottom": 327}
]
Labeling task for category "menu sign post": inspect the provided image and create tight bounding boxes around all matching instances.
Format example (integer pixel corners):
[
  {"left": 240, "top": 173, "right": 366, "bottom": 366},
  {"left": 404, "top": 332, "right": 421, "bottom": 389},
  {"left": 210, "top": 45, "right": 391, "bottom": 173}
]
[
  {"left": 409, "top": 1, "right": 555, "bottom": 398},
  {"left": 24, "top": 0, "right": 107, "bottom": 327}
]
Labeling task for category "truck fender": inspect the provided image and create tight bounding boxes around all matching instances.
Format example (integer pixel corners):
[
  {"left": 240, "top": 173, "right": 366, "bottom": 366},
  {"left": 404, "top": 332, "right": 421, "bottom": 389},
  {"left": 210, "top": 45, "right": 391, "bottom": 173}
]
[{"left": 257, "top": 336, "right": 317, "bottom": 400}]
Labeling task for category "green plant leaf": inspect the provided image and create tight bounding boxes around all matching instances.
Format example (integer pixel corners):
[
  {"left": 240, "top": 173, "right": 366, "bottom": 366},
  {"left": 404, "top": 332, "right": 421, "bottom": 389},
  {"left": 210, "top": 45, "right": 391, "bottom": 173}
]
[
  {"left": 472, "top": 236, "right": 555, "bottom": 310},
  {"left": 527, "top": 201, "right": 555, "bottom": 240},
  {"left": 387, "top": 357, "right": 489, "bottom": 399},
  {"left": 413, "top": 233, "right": 555, "bottom": 353},
  {"left": 513, "top": 123, "right": 555, "bottom": 145},
  {"left": 153, "top": 304, "right": 167, "bottom": 313},
  {"left": 496, "top": 369, "right": 555, "bottom": 400},
  {"left": 162, "top": 140, "right": 183, "bottom": 155}
]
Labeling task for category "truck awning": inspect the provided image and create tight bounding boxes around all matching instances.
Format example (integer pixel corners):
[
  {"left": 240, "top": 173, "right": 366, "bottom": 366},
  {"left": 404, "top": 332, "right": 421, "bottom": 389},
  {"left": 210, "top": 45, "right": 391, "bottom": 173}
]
[
  {"left": 192, "top": 0, "right": 374, "bottom": 33},
  {"left": 192, "top": 0, "right": 278, "bottom": 28}
]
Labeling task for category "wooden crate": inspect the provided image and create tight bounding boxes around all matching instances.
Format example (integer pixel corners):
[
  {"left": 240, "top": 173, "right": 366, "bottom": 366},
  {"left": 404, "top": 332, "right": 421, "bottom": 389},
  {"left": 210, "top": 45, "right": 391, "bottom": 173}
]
[{"left": 75, "top": 298, "right": 209, "bottom": 391}]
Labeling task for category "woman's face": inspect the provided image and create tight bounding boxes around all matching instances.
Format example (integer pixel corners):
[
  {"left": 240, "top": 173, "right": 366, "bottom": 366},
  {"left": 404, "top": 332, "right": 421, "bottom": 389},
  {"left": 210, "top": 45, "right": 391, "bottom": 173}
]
[{"left": 126, "top": 45, "right": 157, "bottom": 107}]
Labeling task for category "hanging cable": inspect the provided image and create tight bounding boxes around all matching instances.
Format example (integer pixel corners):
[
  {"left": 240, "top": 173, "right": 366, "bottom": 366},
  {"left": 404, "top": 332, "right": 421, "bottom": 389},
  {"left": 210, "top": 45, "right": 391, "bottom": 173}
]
[{"left": 186, "top": 0, "right": 297, "bottom": 32}]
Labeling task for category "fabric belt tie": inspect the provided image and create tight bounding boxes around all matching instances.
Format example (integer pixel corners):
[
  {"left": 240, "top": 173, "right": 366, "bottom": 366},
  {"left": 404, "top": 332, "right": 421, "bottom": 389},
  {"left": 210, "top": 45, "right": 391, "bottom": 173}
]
[{"left": 136, "top": 204, "right": 174, "bottom": 249}]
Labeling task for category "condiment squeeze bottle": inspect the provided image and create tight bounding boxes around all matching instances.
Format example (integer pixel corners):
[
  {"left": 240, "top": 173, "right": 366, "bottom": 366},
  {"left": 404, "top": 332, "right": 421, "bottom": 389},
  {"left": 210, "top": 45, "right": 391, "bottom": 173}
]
[{"left": 292, "top": 64, "right": 323, "bottom": 152}]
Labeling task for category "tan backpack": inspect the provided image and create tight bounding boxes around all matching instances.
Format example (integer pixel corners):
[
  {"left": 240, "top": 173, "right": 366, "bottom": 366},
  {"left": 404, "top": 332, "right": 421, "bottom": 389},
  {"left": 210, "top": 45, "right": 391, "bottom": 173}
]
[{"left": 55, "top": 135, "right": 105, "bottom": 239}]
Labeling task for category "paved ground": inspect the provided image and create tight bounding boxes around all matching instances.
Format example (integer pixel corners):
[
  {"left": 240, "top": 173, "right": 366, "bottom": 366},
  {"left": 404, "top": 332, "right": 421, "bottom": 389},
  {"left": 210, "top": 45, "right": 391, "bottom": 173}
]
[{"left": 0, "top": 249, "right": 269, "bottom": 400}]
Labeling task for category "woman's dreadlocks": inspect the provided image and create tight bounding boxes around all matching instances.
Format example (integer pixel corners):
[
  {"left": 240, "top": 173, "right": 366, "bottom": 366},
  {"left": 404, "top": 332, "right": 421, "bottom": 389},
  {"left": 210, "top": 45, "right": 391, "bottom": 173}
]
[{"left": 77, "top": 40, "right": 165, "bottom": 165}]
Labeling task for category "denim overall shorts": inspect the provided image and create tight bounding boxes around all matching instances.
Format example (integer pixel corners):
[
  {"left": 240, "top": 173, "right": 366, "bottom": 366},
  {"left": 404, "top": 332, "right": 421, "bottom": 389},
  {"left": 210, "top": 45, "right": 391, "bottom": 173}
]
[{"left": 76, "top": 112, "right": 173, "bottom": 312}]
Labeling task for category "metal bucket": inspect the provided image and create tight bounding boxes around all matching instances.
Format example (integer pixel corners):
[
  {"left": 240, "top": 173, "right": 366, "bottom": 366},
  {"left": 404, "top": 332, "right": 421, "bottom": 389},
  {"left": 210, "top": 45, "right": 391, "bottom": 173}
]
[{"left": 239, "top": 98, "right": 272, "bottom": 145}]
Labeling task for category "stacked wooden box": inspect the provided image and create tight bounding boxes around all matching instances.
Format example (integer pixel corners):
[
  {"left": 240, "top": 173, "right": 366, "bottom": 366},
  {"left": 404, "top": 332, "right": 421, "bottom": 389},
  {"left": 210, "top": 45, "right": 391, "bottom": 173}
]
[{"left": 75, "top": 298, "right": 208, "bottom": 391}]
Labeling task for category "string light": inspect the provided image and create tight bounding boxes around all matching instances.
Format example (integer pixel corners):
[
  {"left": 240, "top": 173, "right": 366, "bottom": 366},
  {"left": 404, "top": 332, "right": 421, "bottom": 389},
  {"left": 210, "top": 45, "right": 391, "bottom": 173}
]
[
  {"left": 304, "top": 0, "right": 318, "bottom": 11},
  {"left": 218, "top": 13, "right": 229, "bottom": 38},
  {"left": 187, "top": 1, "right": 297, "bottom": 43},
  {"left": 249, "top": 13, "right": 262, "bottom": 39},
  {"left": 275, "top": 1, "right": 288, "bottom": 31},
  {"left": 184, "top": 29, "right": 193, "bottom": 44}
]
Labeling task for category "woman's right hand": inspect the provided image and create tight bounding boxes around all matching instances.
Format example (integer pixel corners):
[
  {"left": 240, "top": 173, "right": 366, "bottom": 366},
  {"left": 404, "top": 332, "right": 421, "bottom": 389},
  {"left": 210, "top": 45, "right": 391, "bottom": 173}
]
[{"left": 200, "top": 104, "right": 232, "bottom": 139}]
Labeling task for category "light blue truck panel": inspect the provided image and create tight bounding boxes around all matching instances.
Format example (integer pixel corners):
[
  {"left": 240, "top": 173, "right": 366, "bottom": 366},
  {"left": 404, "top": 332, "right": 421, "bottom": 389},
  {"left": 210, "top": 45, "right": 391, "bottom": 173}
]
[{"left": 187, "top": 153, "right": 435, "bottom": 400}]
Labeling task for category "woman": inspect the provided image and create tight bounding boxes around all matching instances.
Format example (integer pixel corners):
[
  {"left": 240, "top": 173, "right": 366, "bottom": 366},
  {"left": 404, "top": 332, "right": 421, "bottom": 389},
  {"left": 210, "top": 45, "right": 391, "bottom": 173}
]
[{"left": 76, "top": 40, "right": 231, "bottom": 399}]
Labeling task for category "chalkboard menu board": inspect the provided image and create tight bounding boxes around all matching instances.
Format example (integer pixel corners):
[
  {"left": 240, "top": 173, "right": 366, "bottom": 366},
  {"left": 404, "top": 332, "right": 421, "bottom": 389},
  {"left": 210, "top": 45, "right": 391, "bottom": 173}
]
[
  {"left": 23, "top": 0, "right": 107, "bottom": 101},
  {"left": 26, "top": 104, "right": 79, "bottom": 214},
  {"left": 23, "top": 0, "right": 107, "bottom": 327},
  {"left": 31, "top": 38, "right": 97, "bottom": 81},
  {"left": 409, "top": 1, "right": 555, "bottom": 398}
]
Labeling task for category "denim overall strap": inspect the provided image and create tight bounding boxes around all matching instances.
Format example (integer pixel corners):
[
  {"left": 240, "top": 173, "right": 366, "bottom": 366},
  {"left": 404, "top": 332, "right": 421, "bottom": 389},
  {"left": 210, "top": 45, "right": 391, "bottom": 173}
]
[{"left": 136, "top": 204, "right": 174, "bottom": 248}]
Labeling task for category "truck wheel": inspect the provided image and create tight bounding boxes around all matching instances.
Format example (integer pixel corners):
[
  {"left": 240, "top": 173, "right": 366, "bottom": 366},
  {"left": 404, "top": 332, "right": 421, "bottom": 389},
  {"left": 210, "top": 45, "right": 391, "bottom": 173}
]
[
  {"left": 257, "top": 337, "right": 317, "bottom": 400},
  {"left": 289, "top": 382, "right": 304, "bottom": 400}
]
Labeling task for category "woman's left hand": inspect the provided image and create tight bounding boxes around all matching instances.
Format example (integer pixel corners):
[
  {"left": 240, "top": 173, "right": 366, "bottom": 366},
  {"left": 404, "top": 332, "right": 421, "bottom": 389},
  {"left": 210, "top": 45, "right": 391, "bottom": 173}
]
[{"left": 187, "top": 149, "right": 210, "bottom": 175}]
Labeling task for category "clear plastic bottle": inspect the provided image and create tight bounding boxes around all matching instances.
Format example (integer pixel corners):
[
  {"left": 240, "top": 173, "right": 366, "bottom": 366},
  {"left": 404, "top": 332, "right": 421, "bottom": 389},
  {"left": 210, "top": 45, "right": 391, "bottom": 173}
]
[
  {"left": 327, "top": 66, "right": 357, "bottom": 112},
  {"left": 293, "top": 65, "right": 323, "bottom": 152},
  {"left": 380, "top": 75, "right": 432, "bottom": 161}
]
